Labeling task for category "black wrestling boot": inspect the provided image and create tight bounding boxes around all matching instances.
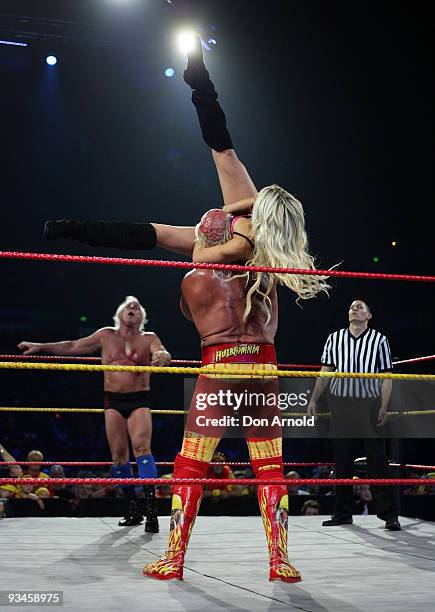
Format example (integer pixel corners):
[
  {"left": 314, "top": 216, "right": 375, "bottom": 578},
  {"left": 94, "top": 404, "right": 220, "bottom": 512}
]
[
  {"left": 44, "top": 220, "right": 157, "bottom": 250},
  {"left": 183, "top": 37, "right": 233, "bottom": 152},
  {"left": 322, "top": 515, "right": 353, "bottom": 527},
  {"left": 144, "top": 486, "right": 159, "bottom": 533},
  {"left": 118, "top": 500, "right": 143, "bottom": 527}
]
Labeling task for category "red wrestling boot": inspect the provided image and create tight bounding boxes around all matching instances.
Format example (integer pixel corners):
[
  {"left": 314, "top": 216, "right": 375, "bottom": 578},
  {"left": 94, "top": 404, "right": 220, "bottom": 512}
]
[
  {"left": 143, "top": 454, "right": 206, "bottom": 581},
  {"left": 251, "top": 455, "right": 301, "bottom": 583},
  {"left": 258, "top": 485, "right": 301, "bottom": 583}
]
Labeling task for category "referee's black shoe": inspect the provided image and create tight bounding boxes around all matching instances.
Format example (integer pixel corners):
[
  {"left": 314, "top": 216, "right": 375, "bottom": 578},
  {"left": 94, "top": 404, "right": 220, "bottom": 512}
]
[
  {"left": 322, "top": 515, "right": 353, "bottom": 526},
  {"left": 385, "top": 517, "right": 401, "bottom": 531}
]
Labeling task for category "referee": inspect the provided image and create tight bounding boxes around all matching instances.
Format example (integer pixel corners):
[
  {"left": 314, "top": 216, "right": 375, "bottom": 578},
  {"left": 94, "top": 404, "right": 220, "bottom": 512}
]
[{"left": 308, "top": 299, "right": 401, "bottom": 531}]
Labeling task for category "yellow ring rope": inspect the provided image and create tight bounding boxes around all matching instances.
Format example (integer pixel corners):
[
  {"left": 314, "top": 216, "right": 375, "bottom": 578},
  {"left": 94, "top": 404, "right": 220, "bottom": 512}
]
[
  {"left": 0, "top": 407, "right": 187, "bottom": 414},
  {"left": 0, "top": 406, "right": 434, "bottom": 417},
  {"left": 0, "top": 361, "right": 433, "bottom": 379}
]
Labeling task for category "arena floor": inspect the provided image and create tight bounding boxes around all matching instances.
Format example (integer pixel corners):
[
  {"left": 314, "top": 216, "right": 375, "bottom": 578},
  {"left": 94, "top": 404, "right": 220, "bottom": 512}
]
[{"left": 1, "top": 515, "right": 434, "bottom": 612}]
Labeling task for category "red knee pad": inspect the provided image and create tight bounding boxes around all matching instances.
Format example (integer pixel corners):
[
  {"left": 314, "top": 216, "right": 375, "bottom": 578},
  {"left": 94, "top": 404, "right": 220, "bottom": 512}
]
[
  {"left": 251, "top": 456, "right": 284, "bottom": 481},
  {"left": 174, "top": 452, "right": 209, "bottom": 479}
]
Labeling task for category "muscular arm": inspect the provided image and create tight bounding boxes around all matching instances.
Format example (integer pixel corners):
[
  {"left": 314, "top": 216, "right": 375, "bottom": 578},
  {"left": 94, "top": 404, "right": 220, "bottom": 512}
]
[
  {"left": 17, "top": 329, "right": 105, "bottom": 356},
  {"left": 151, "top": 224, "right": 196, "bottom": 257},
  {"left": 149, "top": 333, "right": 171, "bottom": 366}
]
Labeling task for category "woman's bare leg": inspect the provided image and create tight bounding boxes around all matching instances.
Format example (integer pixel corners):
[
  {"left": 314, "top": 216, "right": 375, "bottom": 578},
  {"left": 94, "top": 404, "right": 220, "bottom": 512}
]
[
  {"left": 211, "top": 149, "right": 258, "bottom": 206},
  {"left": 151, "top": 224, "right": 196, "bottom": 256},
  {"left": 182, "top": 39, "right": 258, "bottom": 206}
]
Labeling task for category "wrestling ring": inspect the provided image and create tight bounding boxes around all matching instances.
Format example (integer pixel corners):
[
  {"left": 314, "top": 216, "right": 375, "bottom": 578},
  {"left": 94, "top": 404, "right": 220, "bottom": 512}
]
[{"left": 0, "top": 250, "right": 434, "bottom": 612}]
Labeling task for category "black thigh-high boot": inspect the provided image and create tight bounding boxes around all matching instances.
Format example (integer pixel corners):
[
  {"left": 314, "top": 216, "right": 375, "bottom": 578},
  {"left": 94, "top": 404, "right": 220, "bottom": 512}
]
[
  {"left": 183, "top": 37, "right": 234, "bottom": 152},
  {"left": 44, "top": 219, "right": 157, "bottom": 249}
]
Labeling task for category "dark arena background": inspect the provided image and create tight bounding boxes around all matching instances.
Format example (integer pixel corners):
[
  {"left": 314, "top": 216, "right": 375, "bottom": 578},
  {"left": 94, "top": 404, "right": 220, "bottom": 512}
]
[{"left": 0, "top": 2, "right": 434, "bottom": 611}]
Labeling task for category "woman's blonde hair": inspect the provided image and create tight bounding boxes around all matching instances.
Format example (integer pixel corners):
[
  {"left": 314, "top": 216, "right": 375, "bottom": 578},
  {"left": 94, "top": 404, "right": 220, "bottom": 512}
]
[{"left": 238, "top": 184, "right": 330, "bottom": 323}]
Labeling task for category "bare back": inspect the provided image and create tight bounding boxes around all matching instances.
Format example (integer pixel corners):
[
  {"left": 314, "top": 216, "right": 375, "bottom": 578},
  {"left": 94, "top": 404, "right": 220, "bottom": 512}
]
[
  {"left": 180, "top": 269, "right": 278, "bottom": 347},
  {"left": 100, "top": 329, "right": 154, "bottom": 392}
]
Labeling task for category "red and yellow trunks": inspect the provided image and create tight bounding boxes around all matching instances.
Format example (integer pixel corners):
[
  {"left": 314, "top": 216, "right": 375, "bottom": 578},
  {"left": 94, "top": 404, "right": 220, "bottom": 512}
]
[
  {"left": 185, "top": 343, "right": 281, "bottom": 437},
  {"left": 201, "top": 342, "right": 277, "bottom": 378}
]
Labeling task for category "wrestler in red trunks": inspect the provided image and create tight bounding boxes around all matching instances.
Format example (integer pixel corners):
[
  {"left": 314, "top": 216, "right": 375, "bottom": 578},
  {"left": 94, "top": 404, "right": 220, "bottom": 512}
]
[{"left": 142, "top": 209, "right": 301, "bottom": 583}]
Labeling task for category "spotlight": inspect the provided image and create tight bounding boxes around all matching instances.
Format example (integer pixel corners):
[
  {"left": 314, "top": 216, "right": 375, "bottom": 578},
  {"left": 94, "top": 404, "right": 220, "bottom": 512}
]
[
  {"left": 164, "top": 67, "right": 175, "bottom": 78},
  {"left": 178, "top": 31, "right": 196, "bottom": 54},
  {"left": 372, "top": 256, "right": 380, "bottom": 263},
  {"left": 46, "top": 55, "right": 57, "bottom": 66},
  {"left": 391, "top": 240, "right": 397, "bottom": 247}
]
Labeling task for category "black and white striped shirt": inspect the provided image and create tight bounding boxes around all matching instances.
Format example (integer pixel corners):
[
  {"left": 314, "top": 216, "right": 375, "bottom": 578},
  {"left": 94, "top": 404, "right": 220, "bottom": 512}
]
[{"left": 321, "top": 328, "right": 393, "bottom": 398}]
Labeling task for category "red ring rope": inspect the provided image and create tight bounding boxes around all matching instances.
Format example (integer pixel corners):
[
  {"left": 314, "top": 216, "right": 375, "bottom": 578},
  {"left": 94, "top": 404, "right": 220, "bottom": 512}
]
[
  {"left": 2, "top": 461, "right": 434, "bottom": 470},
  {"left": 1, "top": 251, "right": 434, "bottom": 283},
  {"left": 2, "top": 461, "right": 334, "bottom": 467},
  {"left": 1, "top": 477, "right": 434, "bottom": 486}
]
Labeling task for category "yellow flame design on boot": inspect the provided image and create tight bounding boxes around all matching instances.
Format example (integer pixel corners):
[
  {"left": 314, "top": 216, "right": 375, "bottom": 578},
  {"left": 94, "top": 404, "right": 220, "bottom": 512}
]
[
  {"left": 259, "top": 487, "right": 302, "bottom": 583},
  {"left": 143, "top": 489, "right": 202, "bottom": 581},
  {"left": 143, "top": 494, "right": 184, "bottom": 580}
]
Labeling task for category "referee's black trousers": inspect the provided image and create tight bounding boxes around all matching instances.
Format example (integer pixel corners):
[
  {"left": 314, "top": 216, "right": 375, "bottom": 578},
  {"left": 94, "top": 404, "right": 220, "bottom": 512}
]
[{"left": 331, "top": 398, "right": 397, "bottom": 520}]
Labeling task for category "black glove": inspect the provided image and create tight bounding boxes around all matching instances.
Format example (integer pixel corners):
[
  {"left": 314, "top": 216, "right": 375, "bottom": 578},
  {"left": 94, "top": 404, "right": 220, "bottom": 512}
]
[
  {"left": 183, "top": 37, "right": 233, "bottom": 152},
  {"left": 44, "top": 220, "right": 157, "bottom": 250}
]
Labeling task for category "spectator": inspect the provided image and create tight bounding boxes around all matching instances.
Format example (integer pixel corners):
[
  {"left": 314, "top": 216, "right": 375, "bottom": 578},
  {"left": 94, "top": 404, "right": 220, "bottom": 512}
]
[
  {"left": 49, "top": 465, "right": 75, "bottom": 501},
  {"left": 35, "top": 487, "right": 51, "bottom": 499},
  {"left": 0, "top": 484, "right": 19, "bottom": 499},
  {"left": 301, "top": 500, "right": 321, "bottom": 516},
  {"left": 415, "top": 473, "right": 435, "bottom": 495},
  {"left": 233, "top": 467, "right": 255, "bottom": 497},
  {"left": 425, "top": 473, "right": 435, "bottom": 495},
  {"left": 155, "top": 473, "right": 173, "bottom": 499},
  {"left": 24, "top": 450, "right": 48, "bottom": 477},
  {"left": 71, "top": 470, "right": 116, "bottom": 509},
  {"left": 50, "top": 465, "right": 65, "bottom": 478},
  {"left": 71, "top": 484, "right": 93, "bottom": 510},
  {"left": 307, "top": 466, "right": 334, "bottom": 496},
  {"left": 21, "top": 451, "right": 54, "bottom": 496},
  {"left": 18, "top": 480, "right": 46, "bottom": 510},
  {"left": 0, "top": 444, "right": 50, "bottom": 506},
  {"left": 285, "top": 471, "right": 309, "bottom": 495},
  {"left": 353, "top": 482, "right": 374, "bottom": 515},
  {"left": 203, "top": 452, "right": 237, "bottom": 502},
  {"left": 403, "top": 470, "right": 423, "bottom": 495}
]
